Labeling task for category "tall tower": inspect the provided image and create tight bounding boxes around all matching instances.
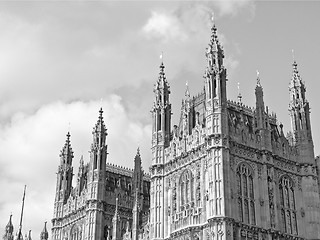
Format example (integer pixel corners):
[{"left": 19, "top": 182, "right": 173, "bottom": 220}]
[
  {"left": 53, "top": 132, "right": 74, "bottom": 220},
  {"left": 40, "top": 222, "right": 48, "bottom": 240},
  {"left": 86, "top": 108, "right": 108, "bottom": 240},
  {"left": 150, "top": 60, "right": 171, "bottom": 239},
  {"left": 289, "top": 60, "right": 320, "bottom": 238},
  {"left": 3, "top": 215, "right": 14, "bottom": 240},
  {"left": 203, "top": 20, "right": 234, "bottom": 239},
  {"left": 288, "top": 60, "right": 314, "bottom": 163}
]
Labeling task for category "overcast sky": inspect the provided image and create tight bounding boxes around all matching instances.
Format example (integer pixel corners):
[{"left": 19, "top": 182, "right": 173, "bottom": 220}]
[{"left": 1, "top": 0, "right": 320, "bottom": 238}]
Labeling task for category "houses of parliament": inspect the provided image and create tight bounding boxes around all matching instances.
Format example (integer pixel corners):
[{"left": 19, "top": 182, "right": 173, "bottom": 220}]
[{"left": 3, "top": 22, "right": 320, "bottom": 240}]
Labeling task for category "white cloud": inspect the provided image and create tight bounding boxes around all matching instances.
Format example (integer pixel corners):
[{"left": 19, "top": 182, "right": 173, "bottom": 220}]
[
  {"left": 142, "top": 11, "right": 187, "bottom": 42},
  {"left": 0, "top": 96, "right": 151, "bottom": 238},
  {"left": 212, "top": 0, "right": 255, "bottom": 17}
]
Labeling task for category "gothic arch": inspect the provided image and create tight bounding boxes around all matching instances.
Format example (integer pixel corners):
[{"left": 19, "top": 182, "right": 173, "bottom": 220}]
[
  {"left": 236, "top": 161, "right": 255, "bottom": 178},
  {"left": 236, "top": 162, "right": 256, "bottom": 225},
  {"left": 70, "top": 224, "right": 81, "bottom": 240},
  {"left": 179, "top": 169, "right": 194, "bottom": 207},
  {"left": 279, "top": 175, "right": 297, "bottom": 235}
]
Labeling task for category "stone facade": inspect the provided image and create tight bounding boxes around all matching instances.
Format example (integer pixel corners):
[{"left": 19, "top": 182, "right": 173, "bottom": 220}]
[
  {"left": 50, "top": 22, "right": 320, "bottom": 240},
  {"left": 148, "top": 23, "right": 320, "bottom": 240},
  {"left": 51, "top": 110, "right": 150, "bottom": 240}
]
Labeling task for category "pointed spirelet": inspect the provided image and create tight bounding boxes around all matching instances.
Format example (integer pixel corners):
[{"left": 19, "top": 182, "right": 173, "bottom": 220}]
[
  {"left": 60, "top": 132, "right": 74, "bottom": 163},
  {"left": 93, "top": 108, "right": 107, "bottom": 135},
  {"left": 92, "top": 108, "right": 108, "bottom": 149},
  {"left": 40, "top": 222, "right": 48, "bottom": 240},
  {"left": 290, "top": 60, "right": 303, "bottom": 88},
  {"left": 185, "top": 81, "right": 190, "bottom": 99},
  {"left": 5, "top": 214, "right": 14, "bottom": 233},
  {"left": 256, "top": 70, "right": 261, "bottom": 87}
]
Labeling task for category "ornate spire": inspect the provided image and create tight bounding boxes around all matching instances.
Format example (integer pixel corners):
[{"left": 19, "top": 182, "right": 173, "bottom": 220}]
[
  {"left": 40, "top": 222, "right": 48, "bottom": 240},
  {"left": 60, "top": 132, "right": 73, "bottom": 165},
  {"left": 94, "top": 108, "right": 107, "bottom": 134},
  {"left": 6, "top": 214, "right": 13, "bottom": 233},
  {"left": 3, "top": 214, "right": 14, "bottom": 240},
  {"left": 92, "top": 108, "right": 107, "bottom": 148},
  {"left": 133, "top": 148, "right": 142, "bottom": 197}
]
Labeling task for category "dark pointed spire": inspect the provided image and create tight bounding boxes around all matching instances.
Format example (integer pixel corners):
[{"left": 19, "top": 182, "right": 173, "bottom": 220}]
[
  {"left": 16, "top": 186, "right": 26, "bottom": 240},
  {"left": 40, "top": 222, "right": 48, "bottom": 240},
  {"left": 4, "top": 214, "right": 14, "bottom": 240},
  {"left": 6, "top": 214, "right": 13, "bottom": 233}
]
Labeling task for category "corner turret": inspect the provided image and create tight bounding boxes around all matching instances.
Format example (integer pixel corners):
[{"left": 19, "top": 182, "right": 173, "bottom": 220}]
[
  {"left": 85, "top": 108, "right": 108, "bottom": 240},
  {"left": 204, "top": 19, "right": 228, "bottom": 136},
  {"left": 151, "top": 60, "right": 172, "bottom": 165},
  {"left": 288, "top": 60, "right": 314, "bottom": 163}
]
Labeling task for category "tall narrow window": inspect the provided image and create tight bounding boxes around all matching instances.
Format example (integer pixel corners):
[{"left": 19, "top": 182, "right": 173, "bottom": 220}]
[
  {"left": 236, "top": 163, "right": 255, "bottom": 225},
  {"left": 279, "top": 176, "right": 297, "bottom": 235},
  {"left": 179, "top": 170, "right": 194, "bottom": 207}
]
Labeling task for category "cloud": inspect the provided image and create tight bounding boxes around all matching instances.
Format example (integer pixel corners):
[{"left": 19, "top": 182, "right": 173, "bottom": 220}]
[
  {"left": 0, "top": 96, "right": 151, "bottom": 238},
  {"left": 142, "top": 11, "right": 187, "bottom": 42},
  {"left": 211, "top": 0, "right": 255, "bottom": 17}
]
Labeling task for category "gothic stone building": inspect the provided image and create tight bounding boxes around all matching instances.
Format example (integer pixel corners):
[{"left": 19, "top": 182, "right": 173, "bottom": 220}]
[{"left": 51, "top": 23, "right": 320, "bottom": 240}]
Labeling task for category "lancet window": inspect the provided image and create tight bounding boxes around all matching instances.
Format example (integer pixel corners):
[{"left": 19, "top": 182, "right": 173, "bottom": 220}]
[
  {"left": 179, "top": 169, "right": 194, "bottom": 207},
  {"left": 236, "top": 163, "right": 255, "bottom": 225},
  {"left": 279, "top": 176, "right": 297, "bottom": 235}
]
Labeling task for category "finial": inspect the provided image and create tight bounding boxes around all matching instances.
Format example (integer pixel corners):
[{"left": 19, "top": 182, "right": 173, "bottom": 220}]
[
  {"left": 185, "top": 80, "right": 190, "bottom": 98},
  {"left": 160, "top": 51, "right": 163, "bottom": 62},
  {"left": 99, "top": 107, "right": 103, "bottom": 119},
  {"left": 292, "top": 49, "right": 295, "bottom": 62},
  {"left": 211, "top": 12, "right": 215, "bottom": 25},
  {"left": 68, "top": 122, "right": 71, "bottom": 133},
  {"left": 279, "top": 122, "right": 284, "bottom": 136},
  {"left": 237, "top": 82, "right": 242, "bottom": 103},
  {"left": 137, "top": 147, "right": 140, "bottom": 155},
  {"left": 66, "top": 131, "right": 71, "bottom": 141},
  {"left": 256, "top": 70, "right": 261, "bottom": 86}
]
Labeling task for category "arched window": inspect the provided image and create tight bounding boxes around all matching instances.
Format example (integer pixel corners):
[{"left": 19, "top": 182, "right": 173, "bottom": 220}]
[
  {"left": 70, "top": 224, "right": 81, "bottom": 240},
  {"left": 279, "top": 176, "right": 297, "bottom": 235},
  {"left": 179, "top": 170, "right": 194, "bottom": 207},
  {"left": 236, "top": 163, "right": 255, "bottom": 225}
]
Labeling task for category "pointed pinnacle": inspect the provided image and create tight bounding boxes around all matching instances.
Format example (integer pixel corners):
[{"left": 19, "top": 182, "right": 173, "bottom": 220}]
[
  {"left": 99, "top": 107, "right": 103, "bottom": 119},
  {"left": 256, "top": 70, "right": 261, "bottom": 87}
]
